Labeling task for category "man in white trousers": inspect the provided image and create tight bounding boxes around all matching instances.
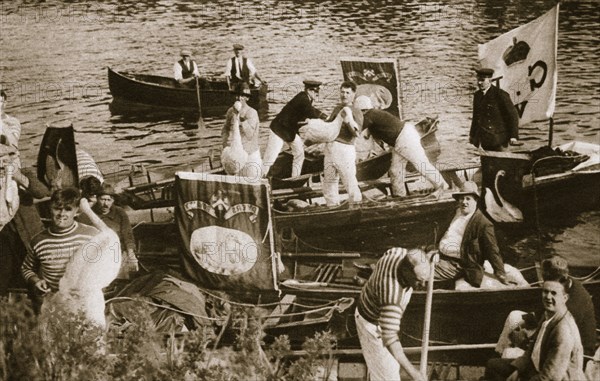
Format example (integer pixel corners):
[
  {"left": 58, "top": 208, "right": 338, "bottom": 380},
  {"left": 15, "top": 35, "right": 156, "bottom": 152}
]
[
  {"left": 262, "top": 80, "right": 326, "bottom": 178},
  {"left": 354, "top": 95, "right": 448, "bottom": 197},
  {"left": 322, "top": 81, "right": 363, "bottom": 206}
]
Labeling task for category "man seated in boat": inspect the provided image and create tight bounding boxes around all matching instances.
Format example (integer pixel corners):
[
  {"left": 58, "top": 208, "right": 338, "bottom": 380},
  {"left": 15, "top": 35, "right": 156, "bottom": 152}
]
[
  {"left": 322, "top": 81, "right": 363, "bottom": 206},
  {"left": 495, "top": 255, "right": 597, "bottom": 360},
  {"left": 484, "top": 276, "right": 585, "bottom": 381},
  {"left": 224, "top": 44, "right": 266, "bottom": 91},
  {"left": 221, "top": 82, "right": 261, "bottom": 179},
  {"left": 353, "top": 95, "right": 449, "bottom": 198},
  {"left": 92, "top": 183, "right": 138, "bottom": 279},
  {"left": 432, "top": 181, "right": 509, "bottom": 287},
  {"left": 262, "top": 79, "right": 327, "bottom": 178},
  {"left": 355, "top": 247, "right": 432, "bottom": 381},
  {"left": 173, "top": 49, "right": 200, "bottom": 88}
]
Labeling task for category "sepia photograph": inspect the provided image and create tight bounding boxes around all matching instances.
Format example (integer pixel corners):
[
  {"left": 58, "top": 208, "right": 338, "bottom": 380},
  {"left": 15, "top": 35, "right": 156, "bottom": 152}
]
[{"left": 1, "top": 1, "right": 599, "bottom": 380}]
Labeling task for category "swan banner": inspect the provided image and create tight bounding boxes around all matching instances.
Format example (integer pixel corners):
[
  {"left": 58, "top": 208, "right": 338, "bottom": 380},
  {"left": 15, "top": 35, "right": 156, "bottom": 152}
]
[
  {"left": 174, "top": 172, "right": 278, "bottom": 291},
  {"left": 340, "top": 57, "right": 402, "bottom": 118},
  {"left": 477, "top": 4, "right": 558, "bottom": 126}
]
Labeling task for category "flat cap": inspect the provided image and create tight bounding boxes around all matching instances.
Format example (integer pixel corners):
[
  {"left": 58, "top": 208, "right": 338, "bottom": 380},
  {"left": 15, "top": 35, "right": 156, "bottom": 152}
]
[
  {"left": 180, "top": 49, "right": 192, "bottom": 56},
  {"left": 233, "top": 44, "right": 244, "bottom": 50},
  {"left": 303, "top": 79, "right": 322, "bottom": 89},
  {"left": 475, "top": 68, "right": 494, "bottom": 77}
]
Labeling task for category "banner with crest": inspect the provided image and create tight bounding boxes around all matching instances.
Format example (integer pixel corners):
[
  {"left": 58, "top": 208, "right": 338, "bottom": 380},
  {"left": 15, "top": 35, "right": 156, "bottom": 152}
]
[
  {"left": 340, "top": 58, "right": 402, "bottom": 118},
  {"left": 174, "top": 172, "right": 278, "bottom": 291},
  {"left": 478, "top": 4, "right": 558, "bottom": 125}
]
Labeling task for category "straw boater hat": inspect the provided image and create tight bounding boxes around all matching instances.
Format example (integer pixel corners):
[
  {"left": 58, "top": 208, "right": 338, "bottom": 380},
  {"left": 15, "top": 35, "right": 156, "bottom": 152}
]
[
  {"left": 180, "top": 49, "right": 192, "bottom": 57},
  {"left": 233, "top": 44, "right": 244, "bottom": 51},
  {"left": 452, "top": 181, "right": 480, "bottom": 200}
]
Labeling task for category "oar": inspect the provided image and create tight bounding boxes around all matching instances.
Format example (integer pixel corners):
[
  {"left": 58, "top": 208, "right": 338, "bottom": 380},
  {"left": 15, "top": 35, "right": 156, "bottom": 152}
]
[
  {"left": 419, "top": 252, "right": 438, "bottom": 378},
  {"left": 195, "top": 77, "right": 205, "bottom": 130}
]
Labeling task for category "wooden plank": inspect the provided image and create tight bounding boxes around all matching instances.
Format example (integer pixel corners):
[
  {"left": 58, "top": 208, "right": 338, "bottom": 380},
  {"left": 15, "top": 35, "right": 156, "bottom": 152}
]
[
  {"left": 284, "top": 343, "right": 496, "bottom": 357},
  {"left": 263, "top": 294, "right": 297, "bottom": 328}
]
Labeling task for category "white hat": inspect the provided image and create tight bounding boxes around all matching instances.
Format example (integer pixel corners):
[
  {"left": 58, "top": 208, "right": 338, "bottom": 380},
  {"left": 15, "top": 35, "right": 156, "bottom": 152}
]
[{"left": 354, "top": 95, "right": 373, "bottom": 110}]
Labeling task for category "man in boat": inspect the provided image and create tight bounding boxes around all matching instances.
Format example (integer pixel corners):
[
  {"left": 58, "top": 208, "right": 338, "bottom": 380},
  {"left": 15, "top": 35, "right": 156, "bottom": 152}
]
[
  {"left": 224, "top": 44, "right": 266, "bottom": 91},
  {"left": 353, "top": 95, "right": 449, "bottom": 197},
  {"left": 433, "top": 181, "right": 509, "bottom": 287},
  {"left": 173, "top": 49, "right": 200, "bottom": 87},
  {"left": 322, "top": 81, "right": 363, "bottom": 206},
  {"left": 92, "top": 183, "right": 138, "bottom": 279},
  {"left": 221, "top": 82, "right": 261, "bottom": 179},
  {"left": 355, "top": 247, "right": 431, "bottom": 381},
  {"left": 484, "top": 276, "right": 585, "bottom": 381},
  {"left": 469, "top": 68, "right": 519, "bottom": 151},
  {"left": 20, "top": 188, "right": 103, "bottom": 312},
  {"left": 262, "top": 80, "right": 327, "bottom": 178},
  {"left": 495, "top": 255, "right": 597, "bottom": 360}
]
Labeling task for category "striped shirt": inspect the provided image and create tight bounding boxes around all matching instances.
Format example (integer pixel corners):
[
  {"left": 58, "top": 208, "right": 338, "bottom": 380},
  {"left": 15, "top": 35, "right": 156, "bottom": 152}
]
[
  {"left": 357, "top": 248, "right": 413, "bottom": 347},
  {"left": 21, "top": 222, "right": 99, "bottom": 291},
  {"left": 76, "top": 149, "right": 104, "bottom": 183}
]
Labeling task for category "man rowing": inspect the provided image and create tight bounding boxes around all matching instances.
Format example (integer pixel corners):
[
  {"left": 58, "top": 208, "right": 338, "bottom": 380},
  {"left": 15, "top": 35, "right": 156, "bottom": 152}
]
[
  {"left": 173, "top": 49, "right": 200, "bottom": 87},
  {"left": 224, "top": 44, "right": 266, "bottom": 91}
]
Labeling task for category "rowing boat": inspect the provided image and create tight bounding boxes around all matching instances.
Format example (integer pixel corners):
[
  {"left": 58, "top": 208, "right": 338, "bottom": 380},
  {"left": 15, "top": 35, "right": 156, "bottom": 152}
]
[{"left": 107, "top": 67, "right": 269, "bottom": 120}]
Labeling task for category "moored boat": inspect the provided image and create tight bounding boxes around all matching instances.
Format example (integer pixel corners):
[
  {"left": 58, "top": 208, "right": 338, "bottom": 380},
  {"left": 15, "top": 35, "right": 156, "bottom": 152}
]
[{"left": 107, "top": 67, "right": 269, "bottom": 120}]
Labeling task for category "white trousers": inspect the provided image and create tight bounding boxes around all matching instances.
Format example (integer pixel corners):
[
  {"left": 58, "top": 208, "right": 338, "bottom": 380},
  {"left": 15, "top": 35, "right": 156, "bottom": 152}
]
[
  {"left": 262, "top": 131, "right": 304, "bottom": 178},
  {"left": 355, "top": 309, "right": 401, "bottom": 381},
  {"left": 391, "top": 122, "right": 448, "bottom": 196},
  {"left": 323, "top": 142, "right": 362, "bottom": 206}
]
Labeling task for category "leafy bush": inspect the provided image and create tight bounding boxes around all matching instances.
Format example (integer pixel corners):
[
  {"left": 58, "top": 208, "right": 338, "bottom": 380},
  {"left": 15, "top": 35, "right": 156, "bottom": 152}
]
[{"left": 0, "top": 297, "right": 338, "bottom": 381}]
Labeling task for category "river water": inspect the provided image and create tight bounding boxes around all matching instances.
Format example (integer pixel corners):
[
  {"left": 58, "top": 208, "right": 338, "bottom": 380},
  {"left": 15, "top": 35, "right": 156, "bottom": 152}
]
[{"left": 1, "top": 0, "right": 598, "bottom": 266}]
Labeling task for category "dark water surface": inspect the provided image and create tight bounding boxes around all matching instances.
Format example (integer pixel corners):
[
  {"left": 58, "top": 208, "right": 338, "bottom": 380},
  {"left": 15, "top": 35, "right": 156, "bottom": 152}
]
[{"left": 1, "top": 0, "right": 598, "bottom": 265}]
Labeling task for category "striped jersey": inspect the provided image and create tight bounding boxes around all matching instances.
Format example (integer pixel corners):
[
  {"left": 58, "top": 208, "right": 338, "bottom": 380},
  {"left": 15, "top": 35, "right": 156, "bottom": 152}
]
[
  {"left": 357, "top": 247, "right": 413, "bottom": 347},
  {"left": 22, "top": 222, "right": 99, "bottom": 291},
  {"left": 76, "top": 149, "right": 104, "bottom": 183}
]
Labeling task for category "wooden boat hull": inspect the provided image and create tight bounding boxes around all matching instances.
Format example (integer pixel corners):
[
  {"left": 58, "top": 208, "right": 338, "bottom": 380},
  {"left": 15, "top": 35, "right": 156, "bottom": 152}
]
[{"left": 107, "top": 67, "right": 269, "bottom": 119}]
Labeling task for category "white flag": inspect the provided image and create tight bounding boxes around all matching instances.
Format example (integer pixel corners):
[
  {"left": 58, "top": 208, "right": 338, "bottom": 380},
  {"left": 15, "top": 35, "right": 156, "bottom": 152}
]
[{"left": 478, "top": 4, "right": 558, "bottom": 126}]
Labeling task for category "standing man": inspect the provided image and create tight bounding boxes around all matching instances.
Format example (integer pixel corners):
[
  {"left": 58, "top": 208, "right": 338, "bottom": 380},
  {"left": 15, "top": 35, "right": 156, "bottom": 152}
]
[
  {"left": 469, "top": 68, "right": 519, "bottom": 151},
  {"left": 173, "top": 49, "right": 200, "bottom": 87},
  {"left": 262, "top": 80, "right": 327, "bottom": 178},
  {"left": 433, "top": 181, "right": 508, "bottom": 287},
  {"left": 323, "top": 81, "right": 363, "bottom": 206},
  {"left": 354, "top": 95, "right": 448, "bottom": 197},
  {"left": 222, "top": 83, "right": 261, "bottom": 179},
  {"left": 355, "top": 247, "right": 431, "bottom": 381},
  {"left": 485, "top": 277, "right": 585, "bottom": 381},
  {"left": 224, "top": 44, "right": 266, "bottom": 91}
]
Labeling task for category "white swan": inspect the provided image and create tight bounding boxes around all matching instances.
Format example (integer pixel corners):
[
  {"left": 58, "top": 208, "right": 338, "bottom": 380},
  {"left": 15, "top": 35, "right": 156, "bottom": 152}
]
[
  {"left": 43, "top": 229, "right": 122, "bottom": 329},
  {"left": 299, "top": 106, "right": 358, "bottom": 143},
  {"left": 221, "top": 101, "right": 249, "bottom": 175},
  {"left": 484, "top": 169, "right": 524, "bottom": 223}
]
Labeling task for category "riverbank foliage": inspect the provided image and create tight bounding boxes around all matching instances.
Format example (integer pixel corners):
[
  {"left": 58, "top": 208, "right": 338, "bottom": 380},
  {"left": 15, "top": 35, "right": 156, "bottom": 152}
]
[{"left": 0, "top": 297, "right": 337, "bottom": 381}]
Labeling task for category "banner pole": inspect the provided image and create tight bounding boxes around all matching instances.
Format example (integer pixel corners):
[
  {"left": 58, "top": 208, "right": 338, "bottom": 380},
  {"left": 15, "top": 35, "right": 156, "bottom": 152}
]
[
  {"left": 547, "top": 117, "right": 554, "bottom": 147},
  {"left": 396, "top": 57, "right": 404, "bottom": 120}
]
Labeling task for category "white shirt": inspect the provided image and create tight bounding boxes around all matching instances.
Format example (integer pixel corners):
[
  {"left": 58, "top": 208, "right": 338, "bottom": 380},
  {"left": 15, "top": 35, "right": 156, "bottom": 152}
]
[
  {"left": 438, "top": 208, "right": 475, "bottom": 258},
  {"left": 173, "top": 60, "right": 199, "bottom": 81},
  {"left": 531, "top": 316, "right": 554, "bottom": 371},
  {"left": 224, "top": 56, "right": 256, "bottom": 79}
]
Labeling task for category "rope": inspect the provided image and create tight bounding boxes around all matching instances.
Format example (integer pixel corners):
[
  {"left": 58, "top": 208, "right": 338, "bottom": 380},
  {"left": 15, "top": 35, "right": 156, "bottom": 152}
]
[
  {"left": 402, "top": 331, "right": 453, "bottom": 346},
  {"left": 573, "top": 266, "right": 600, "bottom": 282}
]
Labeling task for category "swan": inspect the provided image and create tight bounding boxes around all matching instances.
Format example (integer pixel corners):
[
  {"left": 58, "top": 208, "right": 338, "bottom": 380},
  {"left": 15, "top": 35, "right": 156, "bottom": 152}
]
[
  {"left": 484, "top": 169, "right": 524, "bottom": 223},
  {"left": 298, "top": 106, "right": 359, "bottom": 143},
  {"left": 43, "top": 229, "right": 122, "bottom": 329},
  {"left": 221, "top": 101, "right": 249, "bottom": 175}
]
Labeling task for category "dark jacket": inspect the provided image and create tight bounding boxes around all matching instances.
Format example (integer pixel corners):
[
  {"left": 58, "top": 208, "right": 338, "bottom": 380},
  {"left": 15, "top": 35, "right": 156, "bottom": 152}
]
[
  {"left": 469, "top": 85, "right": 519, "bottom": 150},
  {"left": 512, "top": 309, "right": 585, "bottom": 381},
  {"left": 269, "top": 91, "right": 325, "bottom": 142},
  {"left": 458, "top": 209, "right": 506, "bottom": 287}
]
